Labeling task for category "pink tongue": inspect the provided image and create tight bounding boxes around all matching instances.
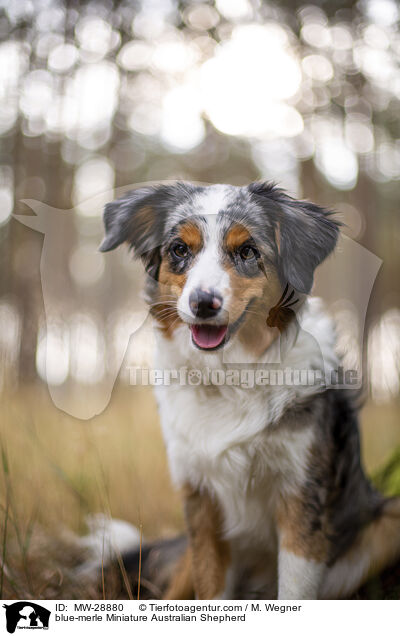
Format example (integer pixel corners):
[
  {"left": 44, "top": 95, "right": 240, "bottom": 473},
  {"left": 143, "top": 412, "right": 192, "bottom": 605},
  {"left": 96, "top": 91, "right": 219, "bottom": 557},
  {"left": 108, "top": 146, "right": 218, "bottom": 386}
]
[{"left": 190, "top": 325, "right": 227, "bottom": 349}]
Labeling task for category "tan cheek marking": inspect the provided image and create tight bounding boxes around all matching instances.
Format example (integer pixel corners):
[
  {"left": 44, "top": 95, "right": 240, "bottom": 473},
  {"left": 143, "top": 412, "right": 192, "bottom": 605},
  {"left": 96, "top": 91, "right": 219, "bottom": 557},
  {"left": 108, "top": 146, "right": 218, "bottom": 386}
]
[
  {"left": 178, "top": 222, "right": 203, "bottom": 254},
  {"left": 223, "top": 259, "right": 284, "bottom": 354},
  {"left": 225, "top": 225, "right": 251, "bottom": 252},
  {"left": 158, "top": 259, "right": 187, "bottom": 296},
  {"left": 226, "top": 265, "right": 266, "bottom": 322},
  {"left": 151, "top": 258, "right": 186, "bottom": 339}
]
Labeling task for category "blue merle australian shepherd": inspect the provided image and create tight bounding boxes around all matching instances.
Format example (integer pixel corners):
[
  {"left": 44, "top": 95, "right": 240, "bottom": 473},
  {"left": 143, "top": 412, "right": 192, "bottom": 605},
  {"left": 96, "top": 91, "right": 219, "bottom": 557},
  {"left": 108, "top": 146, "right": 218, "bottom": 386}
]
[{"left": 99, "top": 181, "right": 400, "bottom": 599}]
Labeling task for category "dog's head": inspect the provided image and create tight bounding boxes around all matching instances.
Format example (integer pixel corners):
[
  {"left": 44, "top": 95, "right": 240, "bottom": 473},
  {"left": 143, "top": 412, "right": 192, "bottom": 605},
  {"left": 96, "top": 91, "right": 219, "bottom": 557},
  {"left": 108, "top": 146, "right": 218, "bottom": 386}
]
[{"left": 100, "top": 182, "right": 339, "bottom": 352}]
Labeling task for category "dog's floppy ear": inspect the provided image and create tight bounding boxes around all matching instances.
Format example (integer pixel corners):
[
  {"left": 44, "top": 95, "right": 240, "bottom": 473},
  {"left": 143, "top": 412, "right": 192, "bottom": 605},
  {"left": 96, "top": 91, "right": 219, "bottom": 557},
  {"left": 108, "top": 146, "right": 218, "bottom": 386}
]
[
  {"left": 100, "top": 186, "right": 164, "bottom": 254},
  {"left": 249, "top": 182, "right": 340, "bottom": 294},
  {"left": 99, "top": 186, "right": 165, "bottom": 279},
  {"left": 99, "top": 183, "right": 191, "bottom": 278}
]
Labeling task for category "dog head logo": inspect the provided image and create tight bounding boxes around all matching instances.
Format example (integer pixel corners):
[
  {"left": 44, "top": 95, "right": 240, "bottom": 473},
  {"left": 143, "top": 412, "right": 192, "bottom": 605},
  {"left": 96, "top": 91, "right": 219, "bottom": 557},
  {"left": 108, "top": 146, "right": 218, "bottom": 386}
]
[
  {"left": 14, "top": 182, "right": 382, "bottom": 416},
  {"left": 14, "top": 194, "right": 149, "bottom": 419},
  {"left": 3, "top": 602, "right": 50, "bottom": 633}
]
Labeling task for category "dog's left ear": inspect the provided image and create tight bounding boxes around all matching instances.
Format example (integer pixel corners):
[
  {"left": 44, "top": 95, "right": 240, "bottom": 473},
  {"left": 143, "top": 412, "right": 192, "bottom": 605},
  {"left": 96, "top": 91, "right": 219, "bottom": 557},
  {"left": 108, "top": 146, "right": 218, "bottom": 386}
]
[{"left": 249, "top": 182, "right": 340, "bottom": 294}]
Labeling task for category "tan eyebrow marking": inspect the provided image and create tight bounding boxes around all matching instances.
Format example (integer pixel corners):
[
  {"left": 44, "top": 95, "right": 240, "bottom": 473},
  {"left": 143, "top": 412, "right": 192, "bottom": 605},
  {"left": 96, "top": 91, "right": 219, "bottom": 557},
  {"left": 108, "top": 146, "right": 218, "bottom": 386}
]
[
  {"left": 178, "top": 221, "right": 203, "bottom": 254},
  {"left": 225, "top": 224, "right": 251, "bottom": 252}
]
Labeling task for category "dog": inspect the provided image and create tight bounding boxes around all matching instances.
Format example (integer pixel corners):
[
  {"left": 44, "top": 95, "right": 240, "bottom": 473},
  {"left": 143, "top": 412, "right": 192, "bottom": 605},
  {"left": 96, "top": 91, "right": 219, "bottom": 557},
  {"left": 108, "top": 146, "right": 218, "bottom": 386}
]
[{"left": 100, "top": 181, "right": 400, "bottom": 599}]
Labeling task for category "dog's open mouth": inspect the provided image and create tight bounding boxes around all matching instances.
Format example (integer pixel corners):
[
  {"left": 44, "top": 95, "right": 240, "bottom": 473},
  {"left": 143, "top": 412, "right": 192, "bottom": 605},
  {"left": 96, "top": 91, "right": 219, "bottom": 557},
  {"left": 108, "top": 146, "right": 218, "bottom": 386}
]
[{"left": 190, "top": 324, "right": 228, "bottom": 350}]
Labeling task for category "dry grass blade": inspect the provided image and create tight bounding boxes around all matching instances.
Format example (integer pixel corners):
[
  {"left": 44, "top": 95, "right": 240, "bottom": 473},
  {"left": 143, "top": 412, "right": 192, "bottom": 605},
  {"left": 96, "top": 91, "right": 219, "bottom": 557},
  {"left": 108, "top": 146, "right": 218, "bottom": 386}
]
[{"left": 137, "top": 523, "right": 143, "bottom": 601}]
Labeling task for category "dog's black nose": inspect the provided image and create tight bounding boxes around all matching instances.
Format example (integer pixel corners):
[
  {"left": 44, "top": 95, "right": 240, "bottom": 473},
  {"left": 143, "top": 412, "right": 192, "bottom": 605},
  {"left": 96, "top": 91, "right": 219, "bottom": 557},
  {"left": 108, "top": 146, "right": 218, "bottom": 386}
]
[{"left": 189, "top": 289, "right": 223, "bottom": 319}]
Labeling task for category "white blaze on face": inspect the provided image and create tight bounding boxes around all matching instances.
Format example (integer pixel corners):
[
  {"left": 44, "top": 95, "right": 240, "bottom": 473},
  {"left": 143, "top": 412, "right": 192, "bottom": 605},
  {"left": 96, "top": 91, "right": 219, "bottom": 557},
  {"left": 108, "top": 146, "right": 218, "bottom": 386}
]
[{"left": 177, "top": 186, "right": 231, "bottom": 322}]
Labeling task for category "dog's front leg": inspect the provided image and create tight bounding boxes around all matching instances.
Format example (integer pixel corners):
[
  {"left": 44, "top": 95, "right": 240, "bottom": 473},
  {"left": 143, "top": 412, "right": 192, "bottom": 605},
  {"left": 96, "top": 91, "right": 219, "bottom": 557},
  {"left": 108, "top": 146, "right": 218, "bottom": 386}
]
[
  {"left": 277, "top": 549, "right": 326, "bottom": 599},
  {"left": 277, "top": 497, "right": 328, "bottom": 599},
  {"left": 184, "top": 486, "right": 230, "bottom": 600}
]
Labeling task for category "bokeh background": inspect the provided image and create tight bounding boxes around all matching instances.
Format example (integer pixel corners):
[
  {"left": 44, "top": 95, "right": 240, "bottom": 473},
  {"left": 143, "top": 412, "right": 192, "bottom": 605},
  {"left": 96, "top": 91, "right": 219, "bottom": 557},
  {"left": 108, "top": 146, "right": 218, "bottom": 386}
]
[{"left": 1, "top": 0, "right": 400, "bottom": 599}]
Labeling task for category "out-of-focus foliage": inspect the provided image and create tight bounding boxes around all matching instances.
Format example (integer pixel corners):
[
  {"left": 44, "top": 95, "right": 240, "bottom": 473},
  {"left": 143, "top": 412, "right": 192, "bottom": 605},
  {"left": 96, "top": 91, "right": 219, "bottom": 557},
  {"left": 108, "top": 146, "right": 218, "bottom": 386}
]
[
  {"left": 374, "top": 447, "right": 400, "bottom": 496},
  {"left": 0, "top": 0, "right": 399, "bottom": 403},
  {"left": 1, "top": 0, "right": 400, "bottom": 190},
  {"left": 1, "top": 0, "right": 400, "bottom": 187}
]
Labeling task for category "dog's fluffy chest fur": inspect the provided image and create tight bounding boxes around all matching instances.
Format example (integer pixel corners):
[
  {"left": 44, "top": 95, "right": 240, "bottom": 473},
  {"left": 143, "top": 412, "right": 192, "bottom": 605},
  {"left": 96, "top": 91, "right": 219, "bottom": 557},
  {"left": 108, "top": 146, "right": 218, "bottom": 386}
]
[
  {"left": 157, "top": 382, "right": 314, "bottom": 545},
  {"left": 154, "top": 299, "right": 337, "bottom": 546}
]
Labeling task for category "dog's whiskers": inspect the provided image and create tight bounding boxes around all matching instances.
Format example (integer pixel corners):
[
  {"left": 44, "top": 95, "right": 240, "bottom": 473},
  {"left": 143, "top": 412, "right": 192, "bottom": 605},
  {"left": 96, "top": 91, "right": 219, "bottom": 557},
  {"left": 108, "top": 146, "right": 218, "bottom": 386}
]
[
  {"left": 165, "top": 315, "right": 182, "bottom": 333},
  {"left": 150, "top": 300, "right": 177, "bottom": 309},
  {"left": 243, "top": 308, "right": 268, "bottom": 319},
  {"left": 153, "top": 309, "right": 178, "bottom": 319}
]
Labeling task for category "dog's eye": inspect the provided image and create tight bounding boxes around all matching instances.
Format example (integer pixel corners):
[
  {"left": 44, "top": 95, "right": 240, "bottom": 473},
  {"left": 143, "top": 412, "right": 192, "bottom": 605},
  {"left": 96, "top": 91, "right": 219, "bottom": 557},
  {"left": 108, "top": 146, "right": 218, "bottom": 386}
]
[
  {"left": 239, "top": 245, "right": 259, "bottom": 261},
  {"left": 171, "top": 242, "right": 189, "bottom": 259}
]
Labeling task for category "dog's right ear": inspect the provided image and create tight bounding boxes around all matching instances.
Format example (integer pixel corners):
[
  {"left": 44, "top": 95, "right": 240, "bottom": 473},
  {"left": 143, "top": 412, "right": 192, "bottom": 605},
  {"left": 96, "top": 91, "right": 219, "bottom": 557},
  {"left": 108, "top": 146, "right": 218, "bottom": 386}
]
[
  {"left": 99, "top": 186, "right": 165, "bottom": 256},
  {"left": 100, "top": 183, "right": 189, "bottom": 279}
]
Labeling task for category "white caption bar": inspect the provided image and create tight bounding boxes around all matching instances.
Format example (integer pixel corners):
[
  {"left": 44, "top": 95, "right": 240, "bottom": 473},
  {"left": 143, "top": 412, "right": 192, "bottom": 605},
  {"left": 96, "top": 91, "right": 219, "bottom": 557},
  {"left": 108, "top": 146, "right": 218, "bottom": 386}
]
[{"left": 1, "top": 600, "right": 397, "bottom": 636}]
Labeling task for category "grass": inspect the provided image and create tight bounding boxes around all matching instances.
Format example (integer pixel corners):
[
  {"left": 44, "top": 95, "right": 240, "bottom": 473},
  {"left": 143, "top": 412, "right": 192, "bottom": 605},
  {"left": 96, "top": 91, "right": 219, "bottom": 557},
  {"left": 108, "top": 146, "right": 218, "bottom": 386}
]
[
  {"left": 0, "top": 384, "right": 182, "bottom": 599},
  {"left": 0, "top": 385, "right": 399, "bottom": 599}
]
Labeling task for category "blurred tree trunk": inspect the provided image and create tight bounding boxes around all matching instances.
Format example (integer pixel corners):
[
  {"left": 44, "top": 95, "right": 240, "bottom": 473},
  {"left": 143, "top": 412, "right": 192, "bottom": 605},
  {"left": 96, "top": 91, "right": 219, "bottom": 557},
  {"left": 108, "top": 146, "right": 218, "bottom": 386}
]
[{"left": 11, "top": 127, "right": 42, "bottom": 384}]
